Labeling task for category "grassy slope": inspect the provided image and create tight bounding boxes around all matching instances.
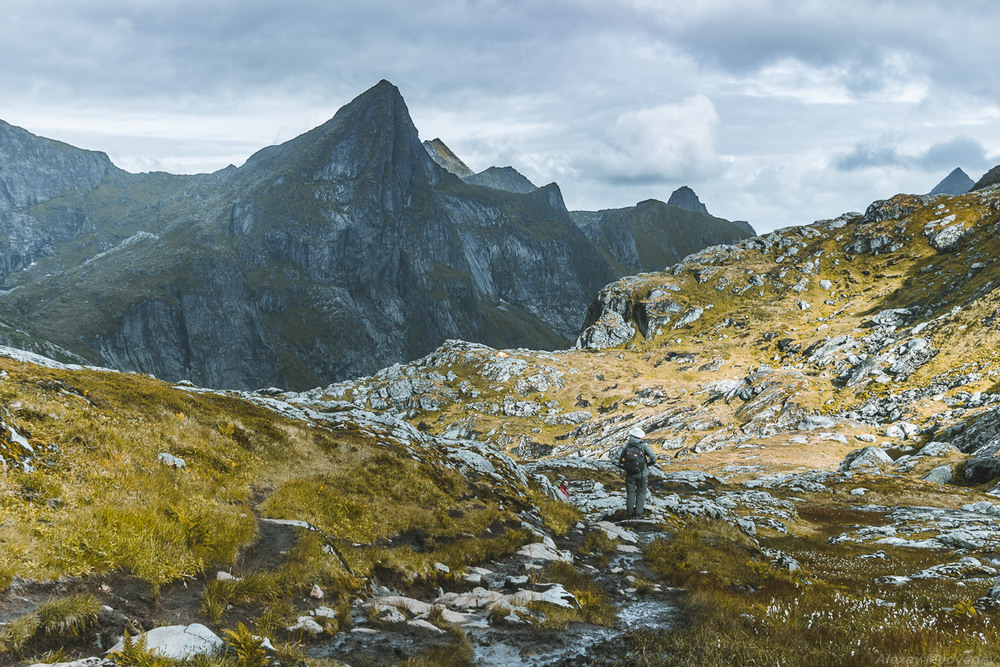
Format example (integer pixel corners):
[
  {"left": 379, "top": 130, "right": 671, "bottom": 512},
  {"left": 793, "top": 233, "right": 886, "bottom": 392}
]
[{"left": 0, "top": 358, "right": 573, "bottom": 662}]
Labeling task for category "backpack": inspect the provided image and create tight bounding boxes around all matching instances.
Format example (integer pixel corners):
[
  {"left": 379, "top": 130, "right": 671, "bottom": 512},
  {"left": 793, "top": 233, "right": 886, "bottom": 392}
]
[{"left": 620, "top": 442, "right": 645, "bottom": 476}]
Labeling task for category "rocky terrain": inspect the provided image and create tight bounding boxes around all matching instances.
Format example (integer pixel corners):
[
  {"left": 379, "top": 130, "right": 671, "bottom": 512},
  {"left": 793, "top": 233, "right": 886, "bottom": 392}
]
[
  {"left": 6, "top": 181, "right": 1000, "bottom": 664},
  {"left": 0, "top": 81, "right": 752, "bottom": 391}
]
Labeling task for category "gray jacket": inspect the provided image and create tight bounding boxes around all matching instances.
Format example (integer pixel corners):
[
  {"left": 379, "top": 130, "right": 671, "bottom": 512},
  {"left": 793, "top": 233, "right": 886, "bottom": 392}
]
[{"left": 616, "top": 438, "right": 657, "bottom": 477}]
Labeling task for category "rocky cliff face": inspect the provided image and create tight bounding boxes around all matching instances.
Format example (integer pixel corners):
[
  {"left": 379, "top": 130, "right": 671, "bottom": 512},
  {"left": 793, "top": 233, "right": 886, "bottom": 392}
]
[
  {"left": 0, "top": 81, "right": 755, "bottom": 390},
  {"left": 0, "top": 120, "right": 119, "bottom": 282}
]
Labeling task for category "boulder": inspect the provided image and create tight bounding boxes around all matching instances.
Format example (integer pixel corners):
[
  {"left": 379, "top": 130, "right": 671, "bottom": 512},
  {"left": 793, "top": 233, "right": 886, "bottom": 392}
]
[
  {"left": 407, "top": 618, "right": 446, "bottom": 634},
  {"left": 929, "top": 224, "right": 965, "bottom": 251},
  {"left": 371, "top": 595, "right": 433, "bottom": 616},
  {"left": 673, "top": 307, "right": 704, "bottom": 329},
  {"left": 498, "top": 583, "right": 578, "bottom": 609},
  {"left": 594, "top": 521, "right": 639, "bottom": 544},
  {"left": 921, "top": 465, "right": 953, "bottom": 485},
  {"left": 917, "top": 441, "right": 959, "bottom": 457},
  {"left": 436, "top": 587, "right": 504, "bottom": 611},
  {"left": 840, "top": 446, "right": 893, "bottom": 471},
  {"left": 884, "top": 422, "right": 920, "bottom": 440},
  {"left": 107, "top": 624, "right": 223, "bottom": 659},
  {"left": 286, "top": 616, "right": 325, "bottom": 635},
  {"left": 516, "top": 542, "right": 573, "bottom": 563}
]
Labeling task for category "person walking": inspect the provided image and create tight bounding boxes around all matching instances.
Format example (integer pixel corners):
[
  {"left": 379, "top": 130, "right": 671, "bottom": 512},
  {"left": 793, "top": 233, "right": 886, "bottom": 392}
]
[{"left": 617, "top": 426, "right": 657, "bottom": 519}]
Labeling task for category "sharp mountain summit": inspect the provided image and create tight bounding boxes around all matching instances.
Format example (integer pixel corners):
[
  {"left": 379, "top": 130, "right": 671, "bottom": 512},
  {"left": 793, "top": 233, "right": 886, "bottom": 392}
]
[{"left": 0, "top": 80, "right": 752, "bottom": 390}]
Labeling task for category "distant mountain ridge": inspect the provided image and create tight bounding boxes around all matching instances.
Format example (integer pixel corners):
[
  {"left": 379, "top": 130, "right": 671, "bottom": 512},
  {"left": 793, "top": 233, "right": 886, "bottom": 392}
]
[
  {"left": 0, "top": 81, "right": 755, "bottom": 389},
  {"left": 462, "top": 165, "right": 538, "bottom": 194},
  {"left": 929, "top": 167, "right": 974, "bottom": 196}
]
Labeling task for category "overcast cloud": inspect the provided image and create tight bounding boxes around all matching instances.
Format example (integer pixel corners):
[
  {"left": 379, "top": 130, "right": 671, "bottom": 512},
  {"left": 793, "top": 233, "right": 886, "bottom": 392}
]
[{"left": 4, "top": 0, "right": 1000, "bottom": 232}]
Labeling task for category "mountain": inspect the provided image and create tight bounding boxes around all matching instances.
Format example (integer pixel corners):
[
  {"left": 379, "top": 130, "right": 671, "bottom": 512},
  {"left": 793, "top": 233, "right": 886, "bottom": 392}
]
[
  {"left": 422, "top": 137, "right": 474, "bottom": 178},
  {"left": 973, "top": 164, "right": 1000, "bottom": 191},
  {"left": 665, "top": 185, "right": 709, "bottom": 214},
  {"left": 571, "top": 197, "right": 756, "bottom": 273},
  {"left": 0, "top": 81, "right": 753, "bottom": 390},
  {"left": 0, "top": 119, "right": 121, "bottom": 281},
  {"left": 462, "top": 165, "right": 537, "bottom": 194},
  {"left": 928, "top": 167, "right": 974, "bottom": 195}
]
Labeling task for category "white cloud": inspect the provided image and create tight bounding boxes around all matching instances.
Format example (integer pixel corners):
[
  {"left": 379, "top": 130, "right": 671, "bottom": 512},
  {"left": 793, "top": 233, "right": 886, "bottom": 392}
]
[{"left": 581, "top": 96, "right": 722, "bottom": 185}]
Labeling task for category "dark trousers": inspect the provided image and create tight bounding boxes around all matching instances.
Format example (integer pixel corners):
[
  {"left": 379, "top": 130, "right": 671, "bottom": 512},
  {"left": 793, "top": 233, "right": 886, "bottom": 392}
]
[{"left": 625, "top": 474, "right": 648, "bottom": 518}]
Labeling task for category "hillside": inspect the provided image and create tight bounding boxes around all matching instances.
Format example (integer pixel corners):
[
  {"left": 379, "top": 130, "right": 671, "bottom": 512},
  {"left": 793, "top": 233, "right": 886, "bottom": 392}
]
[
  {"left": 8, "top": 185, "right": 1000, "bottom": 664},
  {"left": 0, "top": 82, "right": 753, "bottom": 391}
]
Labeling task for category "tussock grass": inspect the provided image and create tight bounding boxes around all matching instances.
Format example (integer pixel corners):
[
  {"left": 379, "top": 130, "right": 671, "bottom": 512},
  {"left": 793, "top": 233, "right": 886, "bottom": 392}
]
[
  {"left": 579, "top": 530, "right": 620, "bottom": 567},
  {"left": 202, "top": 572, "right": 281, "bottom": 623},
  {"left": 0, "top": 593, "right": 101, "bottom": 656},
  {"left": 0, "top": 357, "right": 534, "bottom": 611},
  {"left": 530, "top": 489, "right": 582, "bottom": 536},
  {"left": 394, "top": 626, "right": 475, "bottom": 666},
  {"left": 633, "top": 509, "right": 1000, "bottom": 665},
  {"left": 535, "top": 560, "right": 618, "bottom": 626}
]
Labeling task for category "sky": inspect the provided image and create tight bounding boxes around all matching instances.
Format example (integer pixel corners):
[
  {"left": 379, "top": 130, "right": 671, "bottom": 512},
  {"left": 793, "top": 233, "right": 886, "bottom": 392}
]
[{"left": 4, "top": 0, "right": 1000, "bottom": 233}]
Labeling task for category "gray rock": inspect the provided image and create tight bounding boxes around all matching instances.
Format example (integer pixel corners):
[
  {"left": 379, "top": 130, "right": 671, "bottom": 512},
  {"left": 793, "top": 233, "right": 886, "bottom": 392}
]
[
  {"left": 840, "top": 446, "right": 893, "bottom": 471},
  {"left": 937, "top": 530, "right": 984, "bottom": 550},
  {"left": 107, "top": 624, "right": 223, "bottom": 659},
  {"left": 921, "top": 465, "right": 953, "bottom": 484},
  {"left": 928, "top": 224, "right": 965, "bottom": 251},
  {"left": 871, "top": 308, "right": 911, "bottom": 327},
  {"left": 673, "top": 307, "right": 704, "bottom": 329},
  {"left": 661, "top": 470, "right": 723, "bottom": 488},
  {"left": 917, "top": 441, "right": 959, "bottom": 457},
  {"left": 287, "top": 616, "right": 325, "bottom": 635},
  {"left": 156, "top": 452, "right": 186, "bottom": 469},
  {"left": 885, "top": 422, "right": 920, "bottom": 440}
]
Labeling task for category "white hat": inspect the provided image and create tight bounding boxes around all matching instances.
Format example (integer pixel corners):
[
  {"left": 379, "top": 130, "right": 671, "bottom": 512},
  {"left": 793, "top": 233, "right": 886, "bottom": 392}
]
[{"left": 628, "top": 426, "right": 645, "bottom": 439}]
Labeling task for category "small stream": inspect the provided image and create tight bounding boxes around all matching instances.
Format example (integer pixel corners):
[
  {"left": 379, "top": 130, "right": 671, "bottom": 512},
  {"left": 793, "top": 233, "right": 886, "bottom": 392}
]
[
  {"left": 468, "top": 593, "right": 680, "bottom": 666},
  {"left": 467, "top": 541, "right": 681, "bottom": 666}
]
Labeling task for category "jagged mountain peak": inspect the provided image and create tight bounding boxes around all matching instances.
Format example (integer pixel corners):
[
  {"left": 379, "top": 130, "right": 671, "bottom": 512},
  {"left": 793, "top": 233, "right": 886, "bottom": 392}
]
[
  {"left": 462, "top": 165, "right": 537, "bottom": 194},
  {"left": 929, "top": 167, "right": 974, "bottom": 196},
  {"left": 423, "top": 138, "right": 474, "bottom": 178},
  {"left": 666, "top": 185, "right": 709, "bottom": 215},
  {"left": 240, "top": 78, "right": 432, "bottom": 184}
]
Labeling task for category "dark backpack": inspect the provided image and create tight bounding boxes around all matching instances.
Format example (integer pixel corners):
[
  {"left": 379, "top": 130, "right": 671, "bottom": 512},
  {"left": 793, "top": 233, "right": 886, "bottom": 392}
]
[{"left": 620, "top": 442, "right": 645, "bottom": 475}]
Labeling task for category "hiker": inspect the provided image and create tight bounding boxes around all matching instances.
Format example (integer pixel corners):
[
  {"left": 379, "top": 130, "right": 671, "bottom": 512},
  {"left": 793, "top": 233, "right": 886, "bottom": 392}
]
[
  {"left": 558, "top": 478, "right": 570, "bottom": 499},
  {"left": 616, "top": 426, "right": 657, "bottom": 519}
]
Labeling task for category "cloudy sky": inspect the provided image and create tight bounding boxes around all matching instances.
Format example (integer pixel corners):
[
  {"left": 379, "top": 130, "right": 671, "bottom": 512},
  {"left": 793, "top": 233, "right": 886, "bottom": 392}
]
[{"left": 4, "top": 0, "right": 999, "bottom": 233}]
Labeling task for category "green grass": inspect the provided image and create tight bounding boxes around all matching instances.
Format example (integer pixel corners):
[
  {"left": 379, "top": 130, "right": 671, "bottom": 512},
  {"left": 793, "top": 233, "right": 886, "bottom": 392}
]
[{"left": 0, "top": 594, "right": 101, "bottom": 657}]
